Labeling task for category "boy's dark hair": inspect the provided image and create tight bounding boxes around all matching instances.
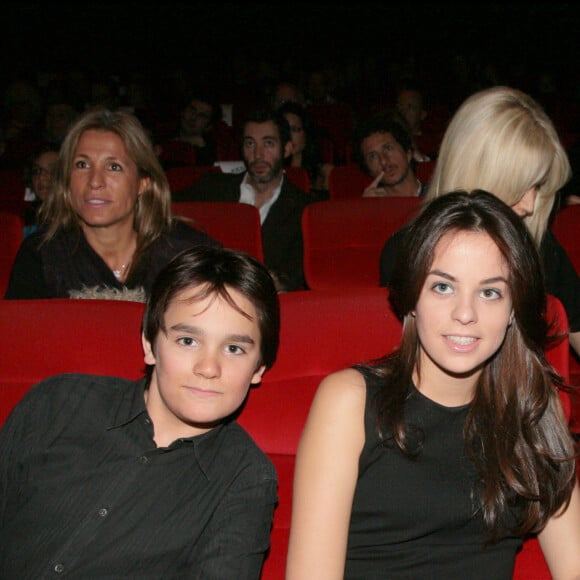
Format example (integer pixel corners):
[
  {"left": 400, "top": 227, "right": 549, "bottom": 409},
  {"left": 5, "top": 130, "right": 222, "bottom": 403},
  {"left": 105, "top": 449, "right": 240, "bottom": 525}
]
[{"left": 142, "top": 246, "right": 280, "bottom": 377}]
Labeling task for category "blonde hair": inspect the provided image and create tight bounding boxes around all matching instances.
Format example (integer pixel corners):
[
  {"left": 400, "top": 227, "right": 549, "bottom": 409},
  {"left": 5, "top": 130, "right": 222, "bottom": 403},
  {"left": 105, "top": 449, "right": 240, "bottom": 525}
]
[
  {"left": 40, "top": 108, "right": 172, "bottom": 254},
  {"left": 427, "top": 86, "right": 571, "bottom": 244}
]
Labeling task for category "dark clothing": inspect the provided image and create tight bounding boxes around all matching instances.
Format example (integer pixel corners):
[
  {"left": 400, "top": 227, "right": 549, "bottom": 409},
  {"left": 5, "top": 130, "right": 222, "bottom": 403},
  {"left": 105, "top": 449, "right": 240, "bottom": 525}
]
[
  {"left": 0, "top": 374, "right": 277, "bottom": 579},
  {"left": 380, "top": 227, "right": 580, "bottom": 333},
  {"left": 5, "top": 220, "right": 219, "bottom": 300},
  {"left": 174, "top": 171, "right": 312, "bottom": 291},
  {"left": 345, "top": 373, "right": 521, "bottom": 579}
]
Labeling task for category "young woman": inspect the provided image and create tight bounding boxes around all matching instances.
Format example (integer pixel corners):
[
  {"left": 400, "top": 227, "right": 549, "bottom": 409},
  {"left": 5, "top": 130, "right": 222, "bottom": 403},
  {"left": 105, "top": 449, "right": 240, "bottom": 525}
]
[
  {"left": 287, "top": 191, "right": 580, "bottom": 579},
  {"left": 5, "top": 108, "right": 218, "bottom": 300}
]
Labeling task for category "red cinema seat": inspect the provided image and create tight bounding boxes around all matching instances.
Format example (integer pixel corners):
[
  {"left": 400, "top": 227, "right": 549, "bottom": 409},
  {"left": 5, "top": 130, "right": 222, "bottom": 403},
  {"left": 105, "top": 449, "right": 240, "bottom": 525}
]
[
  {"left": 284, "top": 166, "right": 310, "bottom": 193},
  {"left": 172, "top": 201, "right": 264, "bottom": 262},
  {"left": 302, "top": 197, "right": 422, "bottom": 290},
  {"left": 165, "top": 165, "right": 221, "bottom": 194},
  {"left": 0, "top": 211, "right": 24, "bottom": 297},
  {"left": 328, "top": 164, "right": 372, "bottom": 200}
]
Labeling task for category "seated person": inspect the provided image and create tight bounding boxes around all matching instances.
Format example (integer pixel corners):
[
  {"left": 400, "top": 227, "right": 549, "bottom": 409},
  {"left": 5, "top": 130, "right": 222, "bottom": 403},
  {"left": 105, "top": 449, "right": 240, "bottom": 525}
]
[
  {"left": 158, "top": 92, "right": 237, "bottom": 168},
  {"left": 395, "top": 82, "right": 437, "bottom": 162},
  {"left": 278, "top": 101, "right": 334, "bottom": 198},
  {"left": 22, "top": 144, "right": 60, "bottom": 237},
  {"left": 287, "top": 191, "right": 580, "bottom": 578},
  {"left": 0, "top": 245, "right": 279, "bottom": 578},
  {"left": 5, "top": 108, "right": 219, "bottom": 301},
  {"left": 174, "top": 108, "right": 312, "bottom": 292},
  {"left": 354, "top": 110, "right": 427, "bottom": 198}
]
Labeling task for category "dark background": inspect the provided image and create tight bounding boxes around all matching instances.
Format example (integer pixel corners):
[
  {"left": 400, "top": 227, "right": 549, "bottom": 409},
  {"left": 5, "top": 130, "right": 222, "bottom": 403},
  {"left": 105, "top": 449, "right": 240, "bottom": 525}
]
[{"left": 2, "top": 3, "right": 577, "bottom": 80}]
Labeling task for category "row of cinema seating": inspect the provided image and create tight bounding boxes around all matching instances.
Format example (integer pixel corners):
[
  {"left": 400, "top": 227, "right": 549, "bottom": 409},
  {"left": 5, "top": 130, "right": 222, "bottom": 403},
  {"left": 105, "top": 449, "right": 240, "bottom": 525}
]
[{"left": 0, "top": 288, "right": 572, "bottom": 578}]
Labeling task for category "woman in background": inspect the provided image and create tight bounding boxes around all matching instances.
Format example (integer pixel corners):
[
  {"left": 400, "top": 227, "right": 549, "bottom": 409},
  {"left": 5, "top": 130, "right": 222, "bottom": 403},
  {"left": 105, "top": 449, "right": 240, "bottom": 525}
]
[{"left": 6, "top": 108, "right": 217, "bottom": 301}]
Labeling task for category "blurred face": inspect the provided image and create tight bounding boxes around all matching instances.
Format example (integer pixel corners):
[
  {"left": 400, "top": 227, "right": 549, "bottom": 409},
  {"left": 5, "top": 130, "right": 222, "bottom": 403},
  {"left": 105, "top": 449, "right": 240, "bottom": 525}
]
[
  {"left": 284, "top": 112, "right": 306, "bottom": 155},
  {"left": 396, "top": 90, "right": 425, "bottom": 133},
  {"left": 31, "top": 150, "right": 59, "bottom": 201},
  {"left": 45, "top": 103, "right": 76, "bottom": 141},
  {"left": 243, "top": 121, "right": 291, "bottom": 184},
  {"left": 143, "top": 287, "right": 265, "bottom": 440},
  {"left": 69, "top": 129, "right": 149, "bottom": 230},
  {"left": 511, "top": 187, "right": 537, "bottom": 218},
  {"left": 273, "top": 84, "right": 302, "bottom": 109},
  {"left": 361, "top": 131, "right": 413, "bottom": 186},
  {"left": 180, "top": 99, "right": 213, "bottom": 137},
  {"left": 414, "top": 230, "right": 513, "bottom": 402}
]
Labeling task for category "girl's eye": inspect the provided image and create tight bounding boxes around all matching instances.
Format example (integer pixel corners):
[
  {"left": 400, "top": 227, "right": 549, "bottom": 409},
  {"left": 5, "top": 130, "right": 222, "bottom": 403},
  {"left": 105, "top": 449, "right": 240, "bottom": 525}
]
[
  {"left": 109, "top": 163, "right": 122, "bottom": 171},
  {"left": 481, "top": 288, "right": 502, "bottom": 300},
  {"left": 177, "top": 337, "right": 196, "bottom": 347},
  {"left": 74, "top": 160, "right": 87, "bottom": 169},
  {"left": 432, "top": 282, "right": 453, "bottom": 294}
]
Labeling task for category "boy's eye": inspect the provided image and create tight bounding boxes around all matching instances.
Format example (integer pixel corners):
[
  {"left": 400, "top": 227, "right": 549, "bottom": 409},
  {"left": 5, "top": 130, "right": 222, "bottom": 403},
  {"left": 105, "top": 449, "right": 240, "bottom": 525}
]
[
  {"left": 225, "top": 344, "right": 244, "bottom": 355},
  {"left": 177, "top": 337, "right": 196, "bottom": 347}
]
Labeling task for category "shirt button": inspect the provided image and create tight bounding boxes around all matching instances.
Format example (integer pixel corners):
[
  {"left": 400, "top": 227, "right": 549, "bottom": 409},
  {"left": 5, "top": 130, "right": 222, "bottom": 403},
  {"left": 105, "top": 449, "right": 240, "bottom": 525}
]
[
  {"left": 139, "top": 455, "right": 149, "bottom": 464},
  {"left": 98, "top": 508, "right": 108, "bottom": 518},
  {"left": 54, "top": 563, "right": 65, "bottom": 573}
]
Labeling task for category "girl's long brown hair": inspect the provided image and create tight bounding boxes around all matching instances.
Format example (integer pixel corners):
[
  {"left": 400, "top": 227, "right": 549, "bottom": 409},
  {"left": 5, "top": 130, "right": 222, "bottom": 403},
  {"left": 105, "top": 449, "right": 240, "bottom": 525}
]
[{"left": 359, "top": 190, "right": 576, "bottom": 540}]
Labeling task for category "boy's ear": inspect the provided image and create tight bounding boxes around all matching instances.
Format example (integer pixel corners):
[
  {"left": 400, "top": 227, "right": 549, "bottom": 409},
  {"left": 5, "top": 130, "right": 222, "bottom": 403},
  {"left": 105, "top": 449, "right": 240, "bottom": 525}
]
[
  {"left": 250, "top": 364, "right": 267, "bottom": 386},
  {"left": 142, "top": 332, "right": 156, "bottom": 365}
]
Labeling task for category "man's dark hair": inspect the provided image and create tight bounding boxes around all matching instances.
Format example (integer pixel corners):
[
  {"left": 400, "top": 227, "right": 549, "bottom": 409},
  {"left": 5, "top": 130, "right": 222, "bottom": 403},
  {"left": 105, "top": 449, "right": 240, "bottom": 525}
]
[
  {"left": 353, "top": 109, "right": 414, "bottom": 172},
  {"left": 240, "top": 108, "right": 291, "bottom": 147},
  {"left": 142, "top": 246, "right": 280, "bottom": 377}
]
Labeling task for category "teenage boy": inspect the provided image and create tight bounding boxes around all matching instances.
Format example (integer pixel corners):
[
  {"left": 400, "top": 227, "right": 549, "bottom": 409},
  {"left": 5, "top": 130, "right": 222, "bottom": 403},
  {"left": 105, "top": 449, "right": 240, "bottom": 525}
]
[{"left": 0, "top": 246, "right": 280, "bottom": 579}]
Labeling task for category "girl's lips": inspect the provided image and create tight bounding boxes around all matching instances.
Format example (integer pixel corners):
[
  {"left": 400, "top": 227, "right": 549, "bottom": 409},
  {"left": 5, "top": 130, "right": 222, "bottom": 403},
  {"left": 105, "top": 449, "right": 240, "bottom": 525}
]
[{"left": 444, "top": 335, "right": 479, "bottom": 352}]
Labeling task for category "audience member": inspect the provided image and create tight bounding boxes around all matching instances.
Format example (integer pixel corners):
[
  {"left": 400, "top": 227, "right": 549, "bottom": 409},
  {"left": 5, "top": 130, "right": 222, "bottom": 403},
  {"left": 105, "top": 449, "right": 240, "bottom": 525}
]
[
  {"left": 0, "top": 79, "right": 43, "bottom": 169},
  {"left": 174, "top": 108, "right": 312, "bottom": 292},
  {"left": 41, "top": 100, "right": 78, "bottom": 147},
  {"left": 278, "top": 101, "right": 333, "bottom": 198},
  {"left": 395, "top": 82, "right": 433, "bottom": 162},
  {"left": 379, "top": 86, "right": 580, "bottom": 357},
  {"left": 5, "top": 108, "right": 218, "bottom": 301},
  {"left": 354, "top": 110, "right": 427, "bottom": 198},
  {"left": 21, "top": 144, "right": 60, "bottom": 237},
  {"left": 287, "top": 191, "right": 580, "bottom": 578},
  {"left": 158, "top": 91, "right": 238, "bottom": 168},
  {"left": 271, "top": 81, "right": 305, "bottom": 110},
  {"left": 0, "top": 245, "right": 279, "bottom": 578}
]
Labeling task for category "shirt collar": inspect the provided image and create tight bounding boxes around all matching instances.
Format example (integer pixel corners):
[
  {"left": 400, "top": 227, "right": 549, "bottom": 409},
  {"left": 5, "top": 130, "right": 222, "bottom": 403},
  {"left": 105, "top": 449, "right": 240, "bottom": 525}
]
[
  {"left": 106, "top": 377, "right": 229, "bottom": 480},
  {"left": 240, "top": 172, "right": 284, "bottom": 224}
]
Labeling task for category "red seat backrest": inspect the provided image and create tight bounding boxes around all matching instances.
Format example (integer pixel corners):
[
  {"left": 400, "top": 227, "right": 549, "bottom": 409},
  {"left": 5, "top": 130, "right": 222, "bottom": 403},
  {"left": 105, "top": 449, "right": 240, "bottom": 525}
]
[
  {"left": 415, "top": 158, "right": 436, "bottom": 183},
  {"left": 284, "top": 166, "right": 310, "bottom": 193},
  {"left": 165, "top": 165, "right": 221, "bottom": 193},
  {"left": 0, "top": 169, "right": 26, "bottom": 214},
  {"left": 302, "top": 197, "right": 422, "bottom": 290},
  {"left": 172, "top": 201, "right": 264, "bottom": 262},
  {"left": 328, "top": 163, "right": 372, "bottom": 200},
  {"left": 158, "top": 140, "right": 197, "bottom": 166},
  {"left": 551, "top": 204, "right": 580, "bottom": 274},
  {"left": 0, "top": 211, "right": 23, "bottom": 297},
  {"left": 0, "top": 291, "right": 571, "bottom": 580},
  {"left": 0, "top": 299, "right": 146, "bottom": 425}
]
